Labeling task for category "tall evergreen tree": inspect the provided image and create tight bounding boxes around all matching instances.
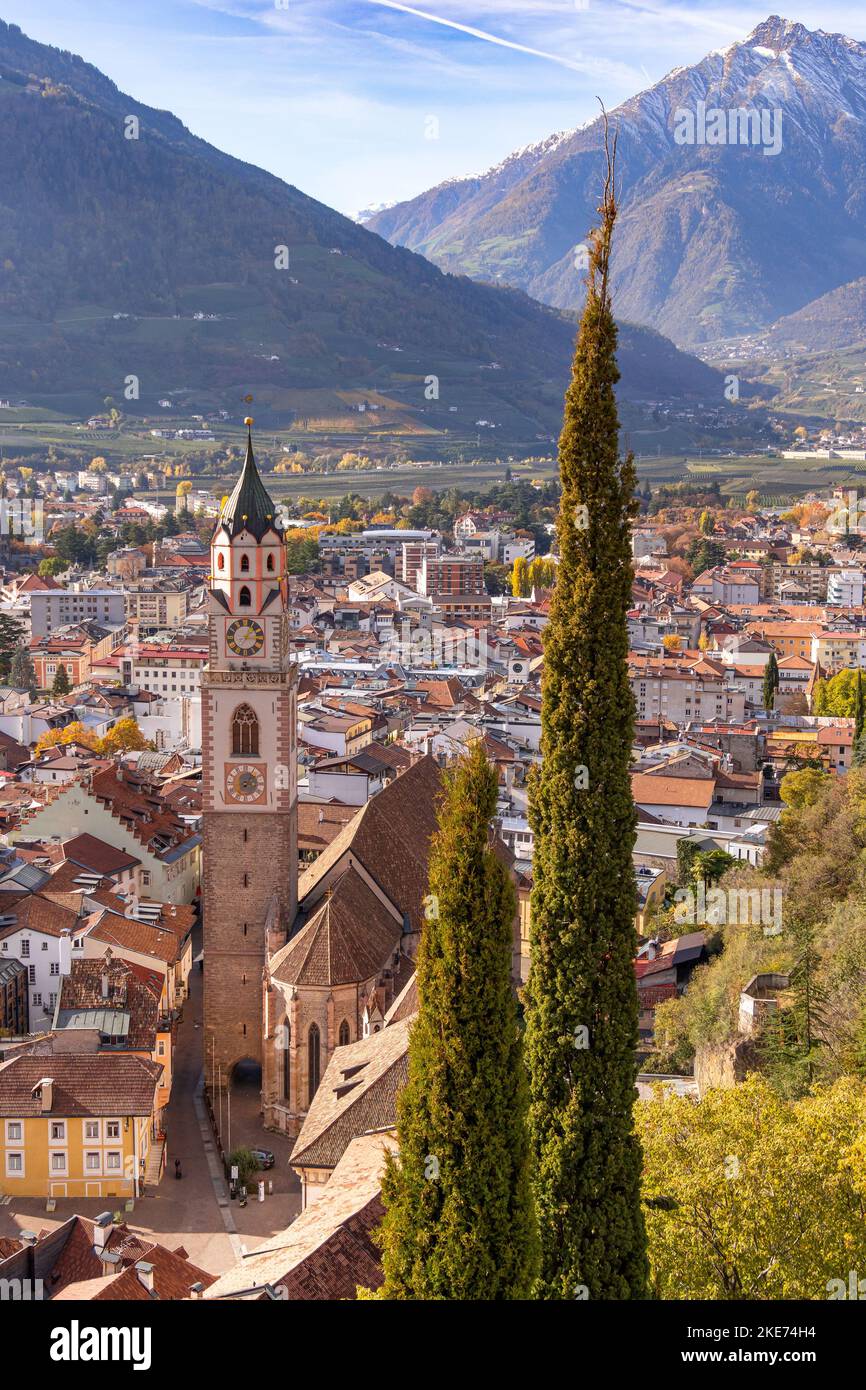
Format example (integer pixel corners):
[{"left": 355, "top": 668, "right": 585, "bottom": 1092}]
[
  {"left": 763, "top": 916, "right": 827, "bottom": 1098},
  {"left": 524, "top": 128, "right": 648, "bottom": 1299},
  {"left": 855, "top": 669, "right": 865, "bottom": 740},
  {"left": 9, "top": 645, "right": 37, "bottom": 699},
  {"left": 52, "top": 662, "right": 71, "bottom": 697},
  {"left": 0, "top": 613, "right": 24, "bottom": 677},
  {"left": 763, "top": 650, "right": 779, "bottom": 713},
  {"left": 376, "top": 740, "right": 537, "bottom": 1299}
]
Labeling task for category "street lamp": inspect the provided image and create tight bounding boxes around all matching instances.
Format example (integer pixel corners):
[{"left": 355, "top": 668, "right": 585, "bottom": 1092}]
[{"left": 218, "top": 1063, "right": 223, "bottom": 1147}]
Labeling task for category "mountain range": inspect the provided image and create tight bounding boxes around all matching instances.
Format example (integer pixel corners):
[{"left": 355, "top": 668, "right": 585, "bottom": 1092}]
[
  {"left": 368, "top": 16, "right": 866, "bottom": 352},
  {"left": 0, "top": 18, "right": 732, "bottom": 449}
]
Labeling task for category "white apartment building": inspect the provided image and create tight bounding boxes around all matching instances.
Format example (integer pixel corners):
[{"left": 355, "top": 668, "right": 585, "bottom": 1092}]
[
  {"left": 121, "top": 646, "right": 206, "bottom": 697},
  {"left": 631, "top": 665, "right": 747, "bottom": 723},
  {"left": 827, "top": 568, "right": 865, "bottom": 608},
  {"left": 29, "top": 589, "right": 125, "bottom": 639},
  {"left": 0, "top": 910, "right": 82, "bottom": 1028}
]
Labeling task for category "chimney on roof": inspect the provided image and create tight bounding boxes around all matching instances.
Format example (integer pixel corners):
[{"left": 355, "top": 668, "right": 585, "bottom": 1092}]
[
  {"left": 20, "top": 1230, "right": 38, "bottom": 1246},
  {"left": 188, "top": 1282, "right": 204, "bottom": 1300},
  {"left": 135, "top": 1261, "right": 155, "bottom": 1294},
  {"left": 101, "top": 968, "right": 110, "bottom": 1000},
  {"left": 93, "top": 1211, "right": 114, "bottom": 1251},
  {"left": 32, "top": 1077, "right": 53, "bottom": 1112}
]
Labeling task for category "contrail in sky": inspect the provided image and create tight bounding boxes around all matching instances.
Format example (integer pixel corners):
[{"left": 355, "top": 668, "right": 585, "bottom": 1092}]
[{"left": 365, "top": 0, "right": 592, "bottom": 73}]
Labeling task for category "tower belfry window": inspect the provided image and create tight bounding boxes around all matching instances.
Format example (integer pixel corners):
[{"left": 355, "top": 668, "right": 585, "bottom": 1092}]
[
  {"left": 232, "top": 703, "right": 259, "bottom": 757},
  {"left": 266, "top": 553, "right": 275, "bottom": 572},
  {"left": 238, "top": 585, "right": 251, "bottom": 608},
  {"left": 240, "top": 553, "right": 250, "bottom": 573}
]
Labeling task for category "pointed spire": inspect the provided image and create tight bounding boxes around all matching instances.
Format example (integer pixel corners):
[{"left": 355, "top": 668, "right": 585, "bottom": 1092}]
[{"left": 217, "top": 416, "right": 279, "bottom": 540}]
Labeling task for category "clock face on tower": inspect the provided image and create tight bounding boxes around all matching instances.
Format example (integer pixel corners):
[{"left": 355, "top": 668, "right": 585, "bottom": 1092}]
[
  {"left": 226, "top": 763, "right": 267, "bottom": 804},
  {"left": 226, "top": 618, "right": 265, "bottom": 656}
]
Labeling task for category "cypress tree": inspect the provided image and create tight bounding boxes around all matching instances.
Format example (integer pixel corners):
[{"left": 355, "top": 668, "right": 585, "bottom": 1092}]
[
  {"left": 0, "top": 614, "right": 24, "bottom": 679},
  {"left": 9, "top": 645, "right": 38, "bottom": 699},
  {"left": 763, "top": 916, "right": 827, "bottom": 1098},
  {"left": 855, "top": 670, "right": 865, "bottom": 740},
  {"left": 376, "top": 740, "right": 537, "bottom": 1299},
  {"left": 524, "top": 126, "right": 648, "bottom": 1300},
  {"left": 763, "top": 651, "right": 779, "bottom": 712},
  {"left": 52, "top": 662, "right": 71, "bottom": 697}
]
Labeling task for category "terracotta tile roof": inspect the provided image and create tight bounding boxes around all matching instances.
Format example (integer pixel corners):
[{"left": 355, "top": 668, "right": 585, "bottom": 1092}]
[
  {"left": 631, "top": 773, "right": 716, "bottom": 809},
  {"left": 817, "top": 726, "right": 853, "bottom": 746},
  {"left": 297, "top": 802, "right": 360, "bottom": 855},
  {"left": 297, "top": 755, "right": 442, "bottom": 935},
  {"left": 360, "top": 742, "right": 414, "bottom": 773},
  {"left": 62, "top": 832, "right": 141, "bottom": 876},
  {"left": 715, "top": 770, "right": 762, "bottom": 790},
  {"left": 777, "top": 655, "right": 815, "bottom": 670},
  {"left": 44, "top": 860, "right": 115, "bottom": 894},
  {"left": 292, "top": 1018, "right": 411, "bottom": 1171},
  {"left": 85, "top": 911, "right": 182, "bottom": 967},
  {"left": 54, "top": 1241, "right": 216, "bottom": 1301},
  {"left": 0, "top": 892, "right": 81, "bottom": 941},
  {"left": 0, "top": 1053, "right": 162, "bottom": 1117},
  {"left": 89, "top": 766, "right": 196, "bottom": 858},
  {"left": 17, "top": 571, "right": 63, "bottom": 591},
  {"left": 56, "top": 956, "right": 159, "bottom": 1051},
  {"left": 384, "top": 971, "right": 417, "bottom": 1024},
  {"left": 3, "top": 1216, "right": 215, "bottom": 1300},
  {"left": 272, "top": 868, "right": 400, "bottom": 988},
  {"left": 205, "top": 1132, "right": 396, "bottom": 1300},
  {"left": 413, "top": 678, "right": 465, "bottom": 709}
]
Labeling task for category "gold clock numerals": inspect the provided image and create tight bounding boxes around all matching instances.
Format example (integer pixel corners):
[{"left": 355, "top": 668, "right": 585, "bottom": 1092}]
[
  {"left": 226, "top": 618, "right": 265, "bottom": 656},
  {"left": 226, "top": 763, "right": 266, "bottom": 803}
]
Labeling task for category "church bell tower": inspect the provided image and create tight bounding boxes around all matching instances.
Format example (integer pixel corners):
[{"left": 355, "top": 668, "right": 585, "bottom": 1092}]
[{"left": 201, "top": 419, "right": 297, "bottom": 1081}]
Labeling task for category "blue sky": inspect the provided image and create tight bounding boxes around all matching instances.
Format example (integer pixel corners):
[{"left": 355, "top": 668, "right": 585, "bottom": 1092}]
[{"left": 2, "top": 1, "right": 864, "bottom": 215}]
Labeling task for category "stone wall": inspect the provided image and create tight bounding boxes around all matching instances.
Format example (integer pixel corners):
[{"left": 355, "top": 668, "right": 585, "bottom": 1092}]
[
  {"left": 202, "top": 808, "right": 297, "bottom": 1079},
  {"left": 694, "top": 1037, "right": 763, "bottom": 1094}
]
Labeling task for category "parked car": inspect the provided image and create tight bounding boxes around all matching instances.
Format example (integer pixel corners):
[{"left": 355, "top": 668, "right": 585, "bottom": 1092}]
[{"left": 250, "top": 1148, "right": 275, "bottom": 1170}]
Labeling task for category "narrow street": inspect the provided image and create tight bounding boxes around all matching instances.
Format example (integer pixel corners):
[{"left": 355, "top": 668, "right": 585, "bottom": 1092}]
[{"left": 0, "top": 926, "right": 302, "bottom": 1276}]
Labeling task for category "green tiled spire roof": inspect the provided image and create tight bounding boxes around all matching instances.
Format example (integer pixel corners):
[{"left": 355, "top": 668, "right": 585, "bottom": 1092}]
[{"left": 218, "top": 420, "right": 278, "bottom": 540}]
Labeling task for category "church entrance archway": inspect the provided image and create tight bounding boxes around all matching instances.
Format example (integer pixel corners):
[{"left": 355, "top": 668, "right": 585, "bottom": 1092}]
[{"left": 224, "top": 1056, "right": 263, "bottom": 1155}]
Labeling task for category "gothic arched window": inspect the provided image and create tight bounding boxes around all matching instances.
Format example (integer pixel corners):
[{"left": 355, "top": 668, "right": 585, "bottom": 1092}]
[
  {"left": 240, "top": 553, "right": 250, "bottom": 573},
  {"left": 282, "top": 1021, "right": 290, "bottom": 1102},
  {"left": 238, "top": 585, "right": 251, "bottom": 607},
  {"left": 308, "top": 1023, "right": 321, "bottom": 1104},
  {"left": 266, "top": 553, "right": 275, "bottom": 572},
  {"left": 338, "top": 1019, "right": 350, "bottom": 1047},
  {"left": 231, "top": 703, "right": 259, "bottom": 757},
  {"left": 217, "top": 553, "right": 225, "bottom": 570}
]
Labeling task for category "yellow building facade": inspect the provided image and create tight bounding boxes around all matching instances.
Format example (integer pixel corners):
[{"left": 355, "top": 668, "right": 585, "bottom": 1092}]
[{"left": 0, "top": 1056, "right": 161, "bottom": 1200}]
